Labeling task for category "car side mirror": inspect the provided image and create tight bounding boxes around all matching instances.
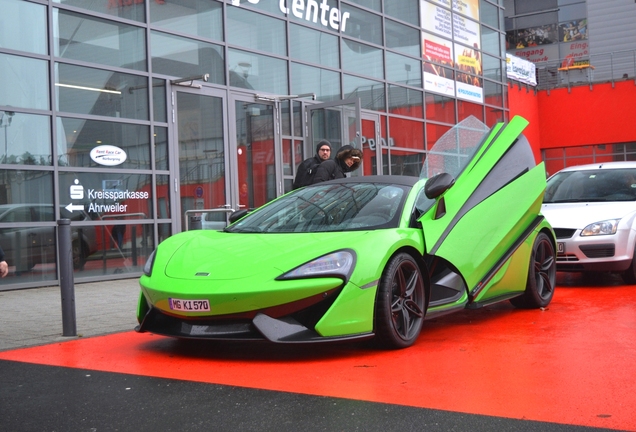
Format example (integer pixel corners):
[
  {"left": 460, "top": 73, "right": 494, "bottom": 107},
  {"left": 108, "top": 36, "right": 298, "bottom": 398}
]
[
  {"left": 228, "top": 209, "right": 249, "bottom": 224},
  {"left": 424, "top": 173, "right": 455, "bottom": 199}
]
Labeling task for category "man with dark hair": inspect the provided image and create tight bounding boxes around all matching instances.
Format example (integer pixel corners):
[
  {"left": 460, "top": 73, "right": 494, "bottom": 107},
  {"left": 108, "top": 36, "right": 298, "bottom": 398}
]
[
  {"left": 312, "top": 144, "right": 362, "bottom": 183},
  {"left": 292, "top": 140, "right": 332, "bottom": 189}
]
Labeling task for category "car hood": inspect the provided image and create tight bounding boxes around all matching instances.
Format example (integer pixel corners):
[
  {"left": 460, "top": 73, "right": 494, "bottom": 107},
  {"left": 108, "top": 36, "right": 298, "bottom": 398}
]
[
  {"left": 163, "top": 231, "right": 369, "bottom": 280},
  {"left": 541, "top": 201, "right": 636, "bottom": 229}
]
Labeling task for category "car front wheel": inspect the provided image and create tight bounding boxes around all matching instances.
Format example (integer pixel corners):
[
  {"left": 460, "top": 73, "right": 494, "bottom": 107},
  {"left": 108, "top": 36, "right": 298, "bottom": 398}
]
[
  {"left": 374, "top": 252, "right": 426, "bottom": 349},
  {"left": 510, "top": 232, "right": 556, "bottom": 308}
]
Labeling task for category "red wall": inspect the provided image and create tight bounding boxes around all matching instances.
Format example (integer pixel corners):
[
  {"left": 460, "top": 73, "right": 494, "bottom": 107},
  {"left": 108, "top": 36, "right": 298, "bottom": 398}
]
[{"left": 508, "top": 79, "right": 636, "bottom": 159}]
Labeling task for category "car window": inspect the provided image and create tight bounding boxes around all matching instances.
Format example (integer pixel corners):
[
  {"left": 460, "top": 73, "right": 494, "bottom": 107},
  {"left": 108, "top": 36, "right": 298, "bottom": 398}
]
[
  {"left": 226, "top": 183, "right": 409, "bottom": 233},
  {"left": 545, "top": 168, "right": 636, "bottom": 203},
  {"left": 1, "top": 206, "right": 34, "bottom": 222}
]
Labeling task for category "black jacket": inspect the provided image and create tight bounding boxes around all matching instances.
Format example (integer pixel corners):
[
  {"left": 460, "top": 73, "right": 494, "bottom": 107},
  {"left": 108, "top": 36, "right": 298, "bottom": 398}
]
[{"left": 312, "top": 145, "right": 362, "bottom": 183}]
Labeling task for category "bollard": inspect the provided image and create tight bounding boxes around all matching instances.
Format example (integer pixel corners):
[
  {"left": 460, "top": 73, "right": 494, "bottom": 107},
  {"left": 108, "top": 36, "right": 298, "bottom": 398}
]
[{"left": 58, "top": 219, "right": 77, "bottom": 337}]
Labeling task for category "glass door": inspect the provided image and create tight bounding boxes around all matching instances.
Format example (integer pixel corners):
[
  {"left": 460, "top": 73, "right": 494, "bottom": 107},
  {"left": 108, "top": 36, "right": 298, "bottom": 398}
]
[
  {"left": 305, "top": 98, "right": 364, "bottom": 176},
  {"left": 230, "top": 94, "right": 278, "bottom": 210},
  {"left": 173, "top": 87, "right": 228, "bottom": 232}
]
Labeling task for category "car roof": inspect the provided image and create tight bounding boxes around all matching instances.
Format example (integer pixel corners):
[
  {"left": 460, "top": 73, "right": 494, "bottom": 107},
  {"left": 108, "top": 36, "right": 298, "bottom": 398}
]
[{"left": 556, "top": 161, "right": 636, "bottom": 173}]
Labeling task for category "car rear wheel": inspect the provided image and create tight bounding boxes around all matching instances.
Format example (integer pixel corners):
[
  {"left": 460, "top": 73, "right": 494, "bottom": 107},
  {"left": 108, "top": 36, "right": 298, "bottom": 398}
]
[
  {"left": 510, "top": 232, "right": 556, "bottom": 308},
  {"left": 374, "top": 252, "right": 425, "bottom": 349}
]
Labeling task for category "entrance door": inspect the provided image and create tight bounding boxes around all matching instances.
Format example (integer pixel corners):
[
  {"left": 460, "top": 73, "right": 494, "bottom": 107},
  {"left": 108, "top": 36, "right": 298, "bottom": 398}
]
[
  {"left": 173, "top": 87, "right": 228, "bottom": 232},
  {"left": 306, "top": 98, "right": 369, "bottom": 176},
  {"left": 230, "top": 94, "right": 278, "bottom": 210}
]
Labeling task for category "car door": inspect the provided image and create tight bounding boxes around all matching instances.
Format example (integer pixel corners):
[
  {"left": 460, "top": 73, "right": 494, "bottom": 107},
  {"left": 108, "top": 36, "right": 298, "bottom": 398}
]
[{"left": 419, "top": 116, "right": 548, "bottom": 297}]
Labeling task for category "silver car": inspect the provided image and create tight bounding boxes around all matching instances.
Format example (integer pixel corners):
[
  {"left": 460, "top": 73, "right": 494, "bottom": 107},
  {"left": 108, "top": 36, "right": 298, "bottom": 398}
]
[{"left": 542, "top": 161, "right": 636, "bottom": 283}]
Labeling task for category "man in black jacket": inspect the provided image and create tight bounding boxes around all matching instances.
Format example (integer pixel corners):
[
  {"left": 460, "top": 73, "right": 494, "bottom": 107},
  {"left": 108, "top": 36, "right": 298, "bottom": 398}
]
[
  {"left": 312, "top": 144, "right": 362, "bottom": 184},
  {"left": 292, "top": 140, "right": 332, "bottom": 189}
]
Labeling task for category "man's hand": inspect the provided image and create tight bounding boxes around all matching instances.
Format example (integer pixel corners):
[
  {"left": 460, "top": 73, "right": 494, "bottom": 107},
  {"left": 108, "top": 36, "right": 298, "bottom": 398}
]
[{"left": 0, "top": 260, "right": 8, "bottom": 278}]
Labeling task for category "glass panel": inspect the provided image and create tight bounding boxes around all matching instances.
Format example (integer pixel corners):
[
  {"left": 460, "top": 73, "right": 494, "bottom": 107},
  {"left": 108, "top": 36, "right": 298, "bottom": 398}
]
[
  {"left": 481, "top": 25, "right": 500, "bottom": 56},
  {"left": 227, "top": 6, "right": 286, "bottom": 56},
  {"left": 386, "top": 52, "right": 422, "bottom": 86},
  {"left": 0, "top": 53, "right": 49, "bottom": 111},
  {"left": 385, "top": 1, "right": 418, "bottom": 26},
  {"left": 152, "top": 79, "right": 167, "bottom": 123},
  {"left": 151, "top": 31, "right": 225, "bottom": 85},
  {"left": 347, "top": 0, "right": 381, "bottom": 11},
  {"left": 341, "top": 40, "right": 384, "bottom": 79},
  {"left": 156, "top": 174, "right": 171, "bottom": 219},
  {"left": 457, "top": 100, "right": 484, "bottom": 122},
  {"left": 343, "top": 74, "right": 385, "bottom": 111},
  {"left": 53, "top": 0, "right": 145, "bottom": 22},
  {"left": 57, "top": 117, "right": 150, "bottom": 170},
  {"left": 0, "top": 0, "right": 47, "bottom": 54},
  {"left": 281, "top": 100, "right": 291, "bottom": 136},
  {"left": 177, "top": 92, "right": 226, "bottom": 227},
  {"left": 425, "top": 92, "right": 456, "bottom": 123},
  {"left": 480, "top": 0, "right": 499, "bottom": 28},
  {"left": 485, "top": 108, "right": 504, "bottom": 126},
  {"left": 235, "top": 101, "right": 275, "bottom": 209},
  {"left": 0, "top": 112, "right": 51, "bottom": 166},
  {"left": 282, "top": 138, "right": 292, "bottom": 176},
  {"left": 385, "top": 19, "right": 420, "bottom": 57},
  {"left": 482, "top": 53, "right": 502, "bottom": 81},
  {"left": 426, "top": 122, "right": 451, "bottom": 151},
  {"left": 96, "top": 222, "right": 154, "bottom": 277},
  {"left": 56, "top": 63, "right": 149, "bottom": 120},
  {"left": 53, "top": 9, "right": 147, "bottom": 71},
  {"left": 0, "top": 169, "right": 53, "bottom": 207},
  {"left": 340, "top": 4, "right": 382, "bottom": 45},
  {"left": 154, "top": 126, "right": 168, "bottom": 171},
  {"left": 150, "top": 0, "right": 222, "bottom": 41},
  {"left": 286, "top": 0, "right": 340, "bottom": 32},
  {"left": 289, "top": 24, "right": 339, "bottom": 68},
  {"left": 515, "top": 0, "right": 557, "bottom": 14},
  {"left": 158, "top": 222, "right": 171, "bottom": 244},
  {"left": 291, "top": 63, "right": 341, "bottom": 102},
  {"left": 228, "top": 49, "right": 288, "bottom": 94},
  {"left": 388, "top": 85, "right": 423, "bottom": 119},
  {"left": 383, "top": 147, "right": 426, "bottom": 177},
  {"left": 483, "top": 80, "right": 503, "bottom": 107},
  {"left": 389, "top": 117, "right": 425, "bottom": 151},
  {"left": 293, "top": 101, "right": 302, "bottom": 137}
]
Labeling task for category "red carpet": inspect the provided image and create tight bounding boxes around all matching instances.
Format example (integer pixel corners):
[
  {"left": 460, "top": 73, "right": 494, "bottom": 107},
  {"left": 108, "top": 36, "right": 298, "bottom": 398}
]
[{"left": 2, "top": 274, "right": 635, "bottom": 431}]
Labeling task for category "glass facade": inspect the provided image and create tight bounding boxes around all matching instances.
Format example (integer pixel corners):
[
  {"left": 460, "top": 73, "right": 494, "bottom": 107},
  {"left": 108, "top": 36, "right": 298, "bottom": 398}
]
[{"left": 0, "top": 0, "right": 507, "bottom": 290}]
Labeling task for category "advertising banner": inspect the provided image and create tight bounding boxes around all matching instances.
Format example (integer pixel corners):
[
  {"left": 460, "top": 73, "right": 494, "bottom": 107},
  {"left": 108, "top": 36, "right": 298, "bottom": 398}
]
[{"left": 506, "top": 54, "right": 537, "bottom": 86}]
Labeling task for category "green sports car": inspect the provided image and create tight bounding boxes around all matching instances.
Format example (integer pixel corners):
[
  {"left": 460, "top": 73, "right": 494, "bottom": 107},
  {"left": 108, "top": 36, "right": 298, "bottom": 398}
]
[{"left": 136, "top": 115, "right": 556, "bottom": 349}]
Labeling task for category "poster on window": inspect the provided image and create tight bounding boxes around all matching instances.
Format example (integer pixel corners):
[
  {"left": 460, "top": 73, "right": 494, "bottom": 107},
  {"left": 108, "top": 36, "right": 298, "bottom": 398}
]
[
  {"left": 421, "top": 1, "right": 452, "bottom": 39},
  {"left": 421, "top": 0, "right": 482, "bottom": 103},
  {"left": 422, "top": 32, "right": 455, "bottom": 97}
]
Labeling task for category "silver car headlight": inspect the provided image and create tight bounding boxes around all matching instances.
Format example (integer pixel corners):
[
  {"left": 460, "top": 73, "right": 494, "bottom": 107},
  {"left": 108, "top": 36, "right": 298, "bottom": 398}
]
[
  {"left": 278, "top": 250, "right": 355, "bottom": 280},
  {"left": 581, "top": 219, "right": 619, "bottom": 236}
]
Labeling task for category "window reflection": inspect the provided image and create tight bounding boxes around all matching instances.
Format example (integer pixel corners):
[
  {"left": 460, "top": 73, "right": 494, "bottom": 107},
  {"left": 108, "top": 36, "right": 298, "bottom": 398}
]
[
  {"left": 0, "top": 0, "right": 47, "bottom": 55},
  {"left": 151, "top": 31, "right": 225, "bottom": 85},
  {"left": 53, "top": 9, "right": 147, "bottom": 71},
  {"left": 291, "top": 63, "right": 341, "bottom": 102},
  {"left": 56, "top": 117, "right": 150, "bottom": 169},
  {"left": 150, "top": 0, "right": 222, "bottom": 41},
  {"left": 227, "top": 7, "right": 286, "bottom": 56},
  {"left": 0, "top": 112, "right": 51, "bottom": 166},
  {"left": 0, "top": 53, "right": 49, "bottom": 110},
  {"left": 228, "top": 49, "right": 287, "bottom": 94},
  {"left": 56, "top": 63, "right": 149, "bottom": 120},
  {"left": 53, "top": 0, "right": 145, "bottom": 23}
]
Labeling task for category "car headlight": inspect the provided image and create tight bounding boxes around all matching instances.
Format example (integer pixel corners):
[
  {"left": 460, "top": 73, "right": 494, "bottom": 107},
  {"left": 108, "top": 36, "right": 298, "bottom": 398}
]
[
  {"left": 278, "top": 250, "right": 355, "bottom": 280},
  {"left": 143, "top": 249, "right": 156, "bottom": 276},
  {"left": 581, "top": 219, "right": 619, "bottom": 236}
]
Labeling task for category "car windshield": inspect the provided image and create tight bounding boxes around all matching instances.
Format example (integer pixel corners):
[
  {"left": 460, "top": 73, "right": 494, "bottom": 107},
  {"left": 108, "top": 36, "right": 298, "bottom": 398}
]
[
  {"left": 544, "top": 168, "right": 636, "bottom": 203},
  {"left": 226, "top": 182, "right": 409, "bottom": 233},
  {"left": 420, "top": 115, "right": 491, "bottom": 180}
]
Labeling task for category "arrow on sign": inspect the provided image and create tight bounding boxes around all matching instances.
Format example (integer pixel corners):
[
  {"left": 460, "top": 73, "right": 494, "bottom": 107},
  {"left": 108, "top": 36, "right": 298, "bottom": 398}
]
[{"left": 65, "top": 203, "right": 84, "bottom": 212}]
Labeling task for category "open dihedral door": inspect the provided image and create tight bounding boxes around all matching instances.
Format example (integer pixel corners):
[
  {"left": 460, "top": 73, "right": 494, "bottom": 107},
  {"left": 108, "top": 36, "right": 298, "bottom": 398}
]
[{"left": 420, "top": 116, "right": 548, "bottom": 301}]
